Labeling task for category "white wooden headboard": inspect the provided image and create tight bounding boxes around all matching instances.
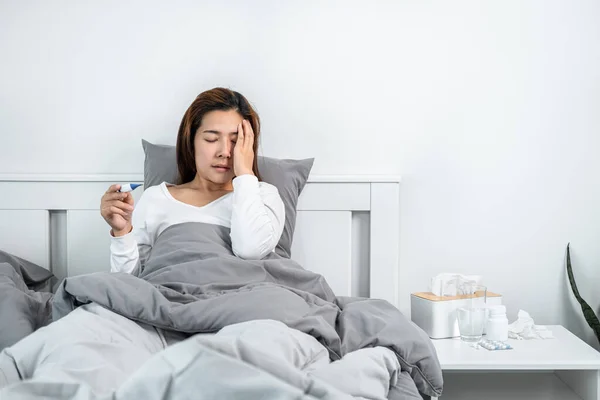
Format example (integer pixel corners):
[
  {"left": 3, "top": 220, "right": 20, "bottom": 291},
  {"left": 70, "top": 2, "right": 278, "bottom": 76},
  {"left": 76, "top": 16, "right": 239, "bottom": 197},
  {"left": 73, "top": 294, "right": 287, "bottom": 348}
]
[{"left": 0, "top": 174, "right": 402, "bottom": 311}]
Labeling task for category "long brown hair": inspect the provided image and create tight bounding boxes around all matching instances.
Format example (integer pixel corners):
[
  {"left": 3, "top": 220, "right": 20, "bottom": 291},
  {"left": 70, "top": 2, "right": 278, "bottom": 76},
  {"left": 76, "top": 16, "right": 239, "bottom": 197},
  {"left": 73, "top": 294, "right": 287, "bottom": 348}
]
[{"left": 176, "top": 88, "right": 261, "bottom": 184}]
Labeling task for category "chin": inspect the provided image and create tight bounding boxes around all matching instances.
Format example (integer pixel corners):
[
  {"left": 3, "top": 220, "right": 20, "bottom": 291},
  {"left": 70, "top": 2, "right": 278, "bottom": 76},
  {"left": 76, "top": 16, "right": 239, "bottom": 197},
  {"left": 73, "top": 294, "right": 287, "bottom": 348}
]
[{"left": 208, "top": 173, "right": 233, "bottom": 184}]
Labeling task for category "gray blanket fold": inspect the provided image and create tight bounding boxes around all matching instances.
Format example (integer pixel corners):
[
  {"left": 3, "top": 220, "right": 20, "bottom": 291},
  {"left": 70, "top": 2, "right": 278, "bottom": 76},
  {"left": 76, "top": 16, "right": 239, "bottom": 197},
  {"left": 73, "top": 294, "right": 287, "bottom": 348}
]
[
  {"left": 52, "top": 222, "right": 442, "bottom": 398},
  {"left": 0, "top": 263, "right": 53, "bottom": 351},
  {"left": 0, "top": 250, "right": 56, "bottom": 291}
]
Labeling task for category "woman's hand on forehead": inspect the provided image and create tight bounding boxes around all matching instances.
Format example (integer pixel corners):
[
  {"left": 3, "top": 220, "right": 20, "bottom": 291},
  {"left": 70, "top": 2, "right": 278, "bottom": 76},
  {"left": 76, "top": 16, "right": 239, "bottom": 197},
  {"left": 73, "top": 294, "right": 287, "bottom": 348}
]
[{"left": 233, "top": 120, "right": 255, "bottom": 177}]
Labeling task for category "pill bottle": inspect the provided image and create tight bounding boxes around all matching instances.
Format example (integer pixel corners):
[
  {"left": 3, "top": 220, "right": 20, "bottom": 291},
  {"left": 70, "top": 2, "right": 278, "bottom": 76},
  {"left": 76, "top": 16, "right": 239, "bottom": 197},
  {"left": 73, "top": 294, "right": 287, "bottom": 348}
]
[{"left": 486, "top": 305, "right": 509, "bottom": 342}]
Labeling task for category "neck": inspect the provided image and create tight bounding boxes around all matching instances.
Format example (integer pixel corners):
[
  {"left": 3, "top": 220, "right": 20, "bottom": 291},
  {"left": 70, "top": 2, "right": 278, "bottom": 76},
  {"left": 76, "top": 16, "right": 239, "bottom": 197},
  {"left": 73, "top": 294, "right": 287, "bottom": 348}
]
[{"left": 189, "top": 174, "right": 233, "bottom": 192}]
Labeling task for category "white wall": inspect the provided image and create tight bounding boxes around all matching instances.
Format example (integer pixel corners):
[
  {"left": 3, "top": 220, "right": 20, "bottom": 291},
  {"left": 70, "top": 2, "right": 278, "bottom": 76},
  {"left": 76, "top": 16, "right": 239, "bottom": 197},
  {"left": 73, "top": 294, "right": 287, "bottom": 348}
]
[{"left": 1, "top": 1, "right": 599, "bottom": 348}]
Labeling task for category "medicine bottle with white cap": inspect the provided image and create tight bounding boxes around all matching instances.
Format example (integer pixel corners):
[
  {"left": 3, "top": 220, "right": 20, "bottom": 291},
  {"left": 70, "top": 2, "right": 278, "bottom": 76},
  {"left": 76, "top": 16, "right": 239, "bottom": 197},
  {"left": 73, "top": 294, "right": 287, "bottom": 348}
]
[{"left": 486, "top": 305, "right": 509, "bottom": 342}]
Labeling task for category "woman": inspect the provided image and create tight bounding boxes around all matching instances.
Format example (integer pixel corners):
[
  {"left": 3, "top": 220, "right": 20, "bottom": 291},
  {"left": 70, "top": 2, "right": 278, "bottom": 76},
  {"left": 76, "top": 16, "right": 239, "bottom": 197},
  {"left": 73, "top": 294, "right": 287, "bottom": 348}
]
[
  {"left": 101, "top": 87, "right": 285, "bottom": 274},
  {"left": 0, "top": 88, "right": 286, "bottom": 395}
]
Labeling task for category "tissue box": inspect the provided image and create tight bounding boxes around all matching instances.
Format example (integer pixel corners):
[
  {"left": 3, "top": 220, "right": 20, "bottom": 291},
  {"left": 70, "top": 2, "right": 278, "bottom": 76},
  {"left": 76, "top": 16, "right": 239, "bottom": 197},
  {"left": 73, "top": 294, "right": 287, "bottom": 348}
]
[{"left": 410, "top": 291, "right": 503, "bottom": 339}]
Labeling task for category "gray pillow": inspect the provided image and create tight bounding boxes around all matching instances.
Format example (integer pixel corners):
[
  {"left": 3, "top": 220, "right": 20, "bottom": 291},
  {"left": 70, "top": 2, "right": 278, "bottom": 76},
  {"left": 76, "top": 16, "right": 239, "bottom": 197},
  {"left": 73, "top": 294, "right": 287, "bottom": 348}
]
[{"left": 141, "top": 139, "right": 314, "bottom": 258}]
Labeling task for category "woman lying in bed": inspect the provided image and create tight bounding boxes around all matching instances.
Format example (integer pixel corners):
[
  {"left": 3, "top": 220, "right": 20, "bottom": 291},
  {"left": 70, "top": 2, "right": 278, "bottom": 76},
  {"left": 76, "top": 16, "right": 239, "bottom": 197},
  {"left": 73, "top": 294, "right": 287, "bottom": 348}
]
[
  {"left": 0, "top": 88, "right": 300, "bottom": 396},
  {"left": 0, "top": 88, "right": 441, "bottom": 399},
  {"left": 101, "top": 87, "right": 285, "bottom": 274}
]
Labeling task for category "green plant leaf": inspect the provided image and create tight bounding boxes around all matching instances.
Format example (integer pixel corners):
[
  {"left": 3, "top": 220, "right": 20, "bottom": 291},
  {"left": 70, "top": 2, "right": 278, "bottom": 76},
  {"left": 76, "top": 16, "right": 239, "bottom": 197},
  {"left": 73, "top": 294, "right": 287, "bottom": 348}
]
[{"left": 566, "top": 243, "right": 600, "bottom": 345}]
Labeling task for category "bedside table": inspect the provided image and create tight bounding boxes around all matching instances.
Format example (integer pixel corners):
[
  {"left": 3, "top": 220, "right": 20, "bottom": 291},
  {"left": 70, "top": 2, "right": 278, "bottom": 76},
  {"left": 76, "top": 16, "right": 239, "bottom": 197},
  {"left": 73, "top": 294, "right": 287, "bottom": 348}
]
[{"left": 430, "top": 325, "right": 600, "bottom": 400}]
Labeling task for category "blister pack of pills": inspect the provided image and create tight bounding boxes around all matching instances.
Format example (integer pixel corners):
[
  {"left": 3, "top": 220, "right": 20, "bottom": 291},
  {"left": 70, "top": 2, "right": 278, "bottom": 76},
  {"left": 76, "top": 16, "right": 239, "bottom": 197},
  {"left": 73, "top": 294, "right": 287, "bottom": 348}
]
[{"left": 478, "top": 339, "right": 513, "bottom": 351}]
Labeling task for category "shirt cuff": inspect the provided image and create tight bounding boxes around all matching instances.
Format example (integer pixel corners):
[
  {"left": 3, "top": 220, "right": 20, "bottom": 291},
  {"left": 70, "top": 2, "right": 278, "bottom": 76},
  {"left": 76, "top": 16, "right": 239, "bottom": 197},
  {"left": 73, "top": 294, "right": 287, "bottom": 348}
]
[
  {"left": 110, "top": 230, "right": 137, "bottom": 254},
  {"left": 233, "top": 174, "right": 259, "bottom": 187},
  {"left": 233, "top": 175, "right": 260, "bottom": 200}
]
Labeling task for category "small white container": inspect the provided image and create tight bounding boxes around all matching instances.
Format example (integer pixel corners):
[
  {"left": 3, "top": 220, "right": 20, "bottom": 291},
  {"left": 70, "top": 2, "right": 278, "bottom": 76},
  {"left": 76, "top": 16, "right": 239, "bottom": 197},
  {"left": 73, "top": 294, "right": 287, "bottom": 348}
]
[{"left": 486, "top": 305, "right": 509, "bottom": 341}]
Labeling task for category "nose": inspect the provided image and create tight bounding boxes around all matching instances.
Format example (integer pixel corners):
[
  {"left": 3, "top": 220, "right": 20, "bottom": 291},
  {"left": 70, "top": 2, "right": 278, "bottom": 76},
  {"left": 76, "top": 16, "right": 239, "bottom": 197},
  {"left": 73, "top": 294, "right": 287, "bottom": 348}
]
[{"left": 217, "top": 138, "right": 232, "bottom": 158}]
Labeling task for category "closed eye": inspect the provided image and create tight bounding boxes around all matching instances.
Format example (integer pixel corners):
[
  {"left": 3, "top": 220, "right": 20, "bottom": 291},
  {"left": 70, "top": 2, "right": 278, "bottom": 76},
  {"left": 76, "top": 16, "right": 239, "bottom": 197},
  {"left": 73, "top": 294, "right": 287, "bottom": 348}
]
[{"left": 204, "top": 139, "right": 217, "bottom": 143}]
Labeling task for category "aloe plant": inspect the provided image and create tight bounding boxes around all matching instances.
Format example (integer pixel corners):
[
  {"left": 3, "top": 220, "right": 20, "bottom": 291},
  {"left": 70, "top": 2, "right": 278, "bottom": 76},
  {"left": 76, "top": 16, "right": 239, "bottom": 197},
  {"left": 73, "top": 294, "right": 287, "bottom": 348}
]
[{"left": 566, "top": 243, "right": 600, "bottom": 345}]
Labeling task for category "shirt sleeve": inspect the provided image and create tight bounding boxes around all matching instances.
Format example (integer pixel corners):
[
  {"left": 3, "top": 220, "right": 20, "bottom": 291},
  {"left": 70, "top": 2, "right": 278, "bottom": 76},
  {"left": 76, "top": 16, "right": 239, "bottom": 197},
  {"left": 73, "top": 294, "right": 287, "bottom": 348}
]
[
  {"left": 230, "top": 174, "right": 285, "bottom": 259},
  {"left": 109, "top": 190, "right": 152, "bottom": 274}
]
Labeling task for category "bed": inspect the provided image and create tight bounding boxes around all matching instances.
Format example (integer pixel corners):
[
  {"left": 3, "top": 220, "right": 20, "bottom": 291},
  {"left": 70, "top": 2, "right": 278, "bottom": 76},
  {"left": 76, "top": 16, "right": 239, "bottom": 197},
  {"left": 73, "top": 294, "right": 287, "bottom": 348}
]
[
  {"left": 0, "top": 174, "right": 402, "bottom": 305},
  {"left": 0, "top": 172, "right": 443, "bottom": 399}
]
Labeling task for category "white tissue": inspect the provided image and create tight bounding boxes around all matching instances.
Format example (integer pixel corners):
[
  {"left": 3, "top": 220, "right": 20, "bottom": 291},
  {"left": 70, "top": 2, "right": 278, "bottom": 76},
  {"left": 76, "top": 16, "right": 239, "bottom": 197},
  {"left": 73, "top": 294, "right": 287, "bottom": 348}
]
[
  {"left": 508, "top": 310, "right": 554, "bottom": 340},
  {"left": 430, "top": 273, "right": 483, "bottom": 296}
]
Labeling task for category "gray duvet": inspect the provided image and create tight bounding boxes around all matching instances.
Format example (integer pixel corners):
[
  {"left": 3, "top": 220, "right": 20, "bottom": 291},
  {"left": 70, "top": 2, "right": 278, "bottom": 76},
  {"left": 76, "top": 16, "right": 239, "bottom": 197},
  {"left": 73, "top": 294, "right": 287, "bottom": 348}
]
[
  {"left": 4, "top": 222, "right": 443, "bottom": 398},
  {"left": 0, "top": 263, "right": 53, "bottom": 351}
]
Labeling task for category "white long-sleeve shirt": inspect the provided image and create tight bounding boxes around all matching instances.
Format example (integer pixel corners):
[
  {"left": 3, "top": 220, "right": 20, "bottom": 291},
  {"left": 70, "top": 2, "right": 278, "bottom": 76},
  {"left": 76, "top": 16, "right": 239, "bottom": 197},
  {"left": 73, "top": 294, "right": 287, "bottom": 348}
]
[{"left": 110, "top": 175, "right": 285, "bottom": 274}]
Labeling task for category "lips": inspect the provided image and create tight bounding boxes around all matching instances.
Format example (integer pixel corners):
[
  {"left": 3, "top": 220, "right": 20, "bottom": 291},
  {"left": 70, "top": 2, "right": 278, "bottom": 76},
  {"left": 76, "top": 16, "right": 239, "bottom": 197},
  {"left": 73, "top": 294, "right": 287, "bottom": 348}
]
[{"left": 212, "top": 165, "right": 231, "bottom": 172}]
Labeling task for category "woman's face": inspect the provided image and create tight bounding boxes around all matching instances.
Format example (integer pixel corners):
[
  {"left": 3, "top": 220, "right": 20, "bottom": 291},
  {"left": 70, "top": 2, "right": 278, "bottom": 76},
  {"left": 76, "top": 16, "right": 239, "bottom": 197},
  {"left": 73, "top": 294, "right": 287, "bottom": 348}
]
[{"left": 193, "top": 109, "right": 242, "bottom": 185}]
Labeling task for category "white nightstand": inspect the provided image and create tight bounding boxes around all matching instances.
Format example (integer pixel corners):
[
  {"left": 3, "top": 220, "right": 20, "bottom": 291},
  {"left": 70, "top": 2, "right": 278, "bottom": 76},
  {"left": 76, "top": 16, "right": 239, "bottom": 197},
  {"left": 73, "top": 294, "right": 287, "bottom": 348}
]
[{"left": 430, "top": 325, "right": 600, "bottom": 400}]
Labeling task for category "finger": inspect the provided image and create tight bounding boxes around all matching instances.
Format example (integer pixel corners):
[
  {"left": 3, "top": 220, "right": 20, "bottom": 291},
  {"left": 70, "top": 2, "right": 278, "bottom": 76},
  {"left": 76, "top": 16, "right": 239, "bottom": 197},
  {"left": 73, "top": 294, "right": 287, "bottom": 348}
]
[
  {"left": 111, "top": 200, "right": 134, "bottom": 212},
  {"left": 104, "top": 200, "right": 133, "bottom": 213},
  {"left": 106, "top": 192, "right": 130, "bottom": 202},
  {"left": 122, "top": 192, "right": 134, "bottom": 205},
  {"left": 237, "top": 121, "right": 244, "bottom": 147},
  {"left": 105, "top": 184, "right": 121, "bottom": 194},
  {"left": 243, "top": 120, "right": 254, "bottom": 149},
  {"left": 108, "top": 205, "right": 128, "bottom": 217},
  {"left": 102, "top": 205, "right": 125, "bottom": 217},
  {"left": 242, "top": 119, "right": 254, "bottom": 137}
]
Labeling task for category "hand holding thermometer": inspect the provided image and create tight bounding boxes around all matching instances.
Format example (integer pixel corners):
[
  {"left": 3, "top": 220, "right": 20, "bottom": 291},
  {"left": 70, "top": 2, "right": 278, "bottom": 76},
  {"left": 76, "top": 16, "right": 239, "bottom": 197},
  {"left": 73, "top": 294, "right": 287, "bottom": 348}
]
[
  {"left": 100, "top": 183, "right": 137, "bottom": 237},
  {"left": 118, "top": 183, "right": 143, "bottom": 193}
]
